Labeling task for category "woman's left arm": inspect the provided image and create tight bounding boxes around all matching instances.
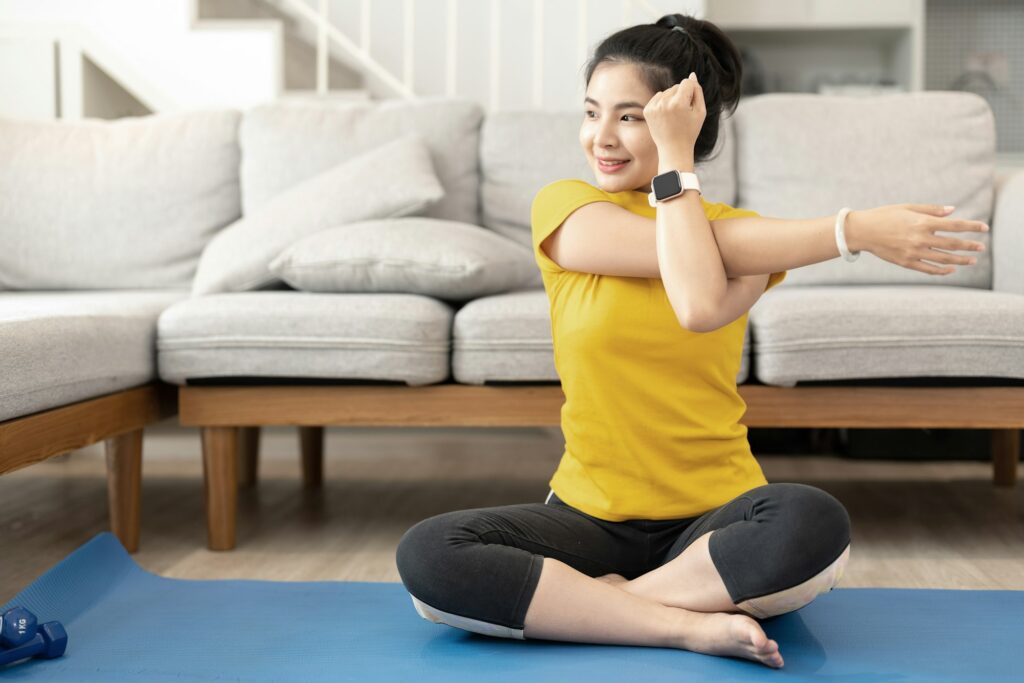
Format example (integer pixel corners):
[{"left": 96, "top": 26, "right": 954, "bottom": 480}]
[{"left": 648, "top": 73, "right": 773, "bottom": 333}]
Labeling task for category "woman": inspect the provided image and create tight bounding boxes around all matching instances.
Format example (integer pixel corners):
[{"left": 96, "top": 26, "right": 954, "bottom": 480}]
[{"left": 395, "top": 13, "right": 988, "bottom": 670}]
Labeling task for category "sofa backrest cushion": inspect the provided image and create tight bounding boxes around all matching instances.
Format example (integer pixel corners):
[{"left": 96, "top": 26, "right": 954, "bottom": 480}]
[
  {"left": 734, "top": 92, "right": 995, "bottom": 288},
  {"left": 239, "top": 96, "right": 483, "bottom": 226},
  {"left": 0, "top": 110, "right": 241, "bottom": 290},
  {"left": 479, "top": 110, "right": 739, "bottom": 249}
]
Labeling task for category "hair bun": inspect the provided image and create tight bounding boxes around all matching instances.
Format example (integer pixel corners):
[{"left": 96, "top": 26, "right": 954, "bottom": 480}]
[{"left": 656, "top": 13, "right": 688, "bottom": 30}]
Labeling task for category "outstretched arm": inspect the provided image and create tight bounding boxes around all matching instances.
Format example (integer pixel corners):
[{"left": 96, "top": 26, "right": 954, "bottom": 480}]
[
  {"left": 708, "top": 209, "right": 988, "bottom": 279},
  {"left": 543, "top": 200, "right": 987, "bottom": 282}
]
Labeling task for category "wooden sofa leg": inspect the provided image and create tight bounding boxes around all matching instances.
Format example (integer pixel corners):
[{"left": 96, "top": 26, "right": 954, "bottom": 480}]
[
  {"left": 105, "top": 428, "right": 143, "bottom": 553},
  {"left": 238, "top": 427, "right": 260, "bottom": 489},
  {"left": 299, "top": 426, "right": 324, "bottom": 490},
  {"left": 991, "top": 429, "right": 1020, "bottom": 488},
  {"left": 202, "top": 427, "right": 238, "bottom": 550}
]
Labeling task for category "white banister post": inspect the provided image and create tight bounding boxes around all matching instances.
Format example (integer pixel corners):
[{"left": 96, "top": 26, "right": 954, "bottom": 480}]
[
  {"left": 489, "top": 0, "right": 500, "bottom": 111},
  {"left": 446, "top": 0, "right": 457, "bottom": 97},
  {"left": 317, "top": 0, "right": 328, "bottom": 95},
  {"left": 361, "top": 0, "right": 371, "bottom": 54},
  {"left": 532, "top": 0, "right": 543, "bottom": 109},
  {"left": 578, "top": 0, "right": 588, "bottom": 78},
  {"left": 403, "top": 0, "right": 414, "bottom": 92},
  {"left": 57, "top": 31, "right": 83, "bottom": 120}
]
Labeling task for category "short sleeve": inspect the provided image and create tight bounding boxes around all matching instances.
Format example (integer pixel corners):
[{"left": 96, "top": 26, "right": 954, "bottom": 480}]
[
  {"left": 708, "top": 202, "right": 787, "bottom": 293},
  {"left": 530, "top": 179, "right": 612, "bottom": 276}
]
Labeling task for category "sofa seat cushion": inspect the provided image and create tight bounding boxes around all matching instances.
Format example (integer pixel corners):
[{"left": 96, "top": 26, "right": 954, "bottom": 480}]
[
  {"left": 749, "top": 285, "right": 1024, "bottom": 387},
  {"left": 452, "top": 289, "right": 753, "bottom": 385},
  {"left": 452, "top": 289, "right": 557, "bottom": 384},
  {"left": 0, "top": 290, "right": 186, "bottom": 422},
  {"left": 157, "top": 292, "right": 453, "bottom": 386}
]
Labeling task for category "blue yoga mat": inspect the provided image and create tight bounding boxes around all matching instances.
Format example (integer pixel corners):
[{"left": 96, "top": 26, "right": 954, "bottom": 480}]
[{"left": 2, "top": 532, "right": 1021, "bottom": 682}]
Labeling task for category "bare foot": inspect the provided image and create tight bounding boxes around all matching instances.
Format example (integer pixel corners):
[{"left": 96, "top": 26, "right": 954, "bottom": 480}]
[
  {"left": 669, "top": 608, "right": 784, "bottom": 669},
  {"left": 594, "top": 573, "right": 629, "bottom": 588}
]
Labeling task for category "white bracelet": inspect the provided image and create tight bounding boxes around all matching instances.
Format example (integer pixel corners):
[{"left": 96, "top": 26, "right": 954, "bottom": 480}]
[{"left": 835, "top": 207, "right": 860, "bottom": 262}]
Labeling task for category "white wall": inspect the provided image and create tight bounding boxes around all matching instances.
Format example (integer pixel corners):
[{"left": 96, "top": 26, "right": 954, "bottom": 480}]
[
  {"left": 0, "top": 0, "right": 281, "bottom": 119},
  {"left": 0, "top": 35, "right": 57, "bottom": 120}
]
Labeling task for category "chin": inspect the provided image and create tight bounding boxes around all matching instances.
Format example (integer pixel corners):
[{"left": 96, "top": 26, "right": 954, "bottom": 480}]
[{"left": 594, "top": 174, "right": 631, "bottom": 189}]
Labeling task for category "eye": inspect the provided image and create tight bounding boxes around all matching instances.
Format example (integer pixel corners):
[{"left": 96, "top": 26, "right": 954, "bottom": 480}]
[{"left": 584, "top": 111, "right": 642, "bottom": 121}]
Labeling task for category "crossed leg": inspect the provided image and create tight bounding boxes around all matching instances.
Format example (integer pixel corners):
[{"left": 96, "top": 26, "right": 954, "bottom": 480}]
[{"left": 602, "top": 482, "right": 852, "bottom": 620}]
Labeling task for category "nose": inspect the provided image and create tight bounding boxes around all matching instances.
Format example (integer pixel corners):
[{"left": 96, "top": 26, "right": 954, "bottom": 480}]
[{"left": 593, "top": 116, "right": 619, "bottom": 150}]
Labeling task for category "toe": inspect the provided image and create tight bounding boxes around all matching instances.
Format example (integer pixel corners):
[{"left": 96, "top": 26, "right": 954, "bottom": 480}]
[{"left": 746, "top": 624, "right": 766, "bottom": 648}]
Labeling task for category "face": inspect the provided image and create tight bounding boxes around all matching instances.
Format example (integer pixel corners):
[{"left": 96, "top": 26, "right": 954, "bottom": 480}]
[{"left": 580, "top": 61, "right": 660, "bottom": 194}]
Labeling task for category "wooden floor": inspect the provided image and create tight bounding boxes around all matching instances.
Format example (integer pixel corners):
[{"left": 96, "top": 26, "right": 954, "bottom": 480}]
[{"left": 2, "top": 418, "right": 1022, "bottom": 603}]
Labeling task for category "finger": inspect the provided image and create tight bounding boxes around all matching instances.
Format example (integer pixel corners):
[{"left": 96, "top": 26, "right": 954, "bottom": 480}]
[
  {"left": 694, "top": 85, "right": 706, "bottom": 110},
  {"left": 673, "top": 83, "right": 695, "bottom": 107},
  {"left": 907, "top": 204, "right": 956, "bottom": 216},
  {"left": 912, "top": 258, "right": 956, "bottom": 275},
  {"left": 934, "top": 219, "right": 989, "bottom": 232},
  {"left": 937, "top": 237, "right": 986, "bottom": 252},
  {"left": 925, "top": 248, "right": 978, "bottom": 266}
]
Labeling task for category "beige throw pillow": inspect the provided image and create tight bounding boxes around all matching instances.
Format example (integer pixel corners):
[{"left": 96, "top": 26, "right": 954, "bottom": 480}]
[
  {"left": 268, "top": 217, "right": 538, "bottom": 301},
  {"left": 191, "top": 134, "right": 445, "bottom": 295}
]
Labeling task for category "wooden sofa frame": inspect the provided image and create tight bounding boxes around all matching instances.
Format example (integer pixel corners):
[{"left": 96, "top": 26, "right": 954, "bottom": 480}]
[
  {"left": 0, "top": 383, "right": 176, "bottom": 553},
  {"left": 179, "top": 383, "right": 1024, "bottom": 551}
]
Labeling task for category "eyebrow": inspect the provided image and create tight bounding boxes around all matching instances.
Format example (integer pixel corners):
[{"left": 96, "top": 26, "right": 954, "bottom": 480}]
[{"left": 584, "top": 97, "right": 644, "bottom": 110}]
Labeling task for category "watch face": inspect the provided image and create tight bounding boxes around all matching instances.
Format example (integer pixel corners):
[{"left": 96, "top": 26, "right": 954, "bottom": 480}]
[{"left": 653, "top": 171, "right": 682, "bottom": 199}]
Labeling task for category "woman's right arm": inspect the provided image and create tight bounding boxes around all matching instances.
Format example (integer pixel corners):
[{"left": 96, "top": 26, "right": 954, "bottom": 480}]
[{"left": 541, "top": 201, "right": 989, "bottom": 279}]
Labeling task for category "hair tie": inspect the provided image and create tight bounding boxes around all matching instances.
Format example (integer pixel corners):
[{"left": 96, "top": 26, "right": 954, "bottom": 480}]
[{"left": 671, "top": 25, "right": 689, "bottom": 39}]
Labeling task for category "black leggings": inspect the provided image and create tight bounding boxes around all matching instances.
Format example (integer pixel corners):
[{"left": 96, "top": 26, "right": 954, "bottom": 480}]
[{"left": 395, "top": 482, "right": 852, "bottom": 639}]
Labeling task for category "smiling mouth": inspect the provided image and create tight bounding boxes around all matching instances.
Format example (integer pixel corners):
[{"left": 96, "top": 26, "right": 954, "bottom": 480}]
[{"left": 598, "top": 158, "right": 630, "bottom": 169}]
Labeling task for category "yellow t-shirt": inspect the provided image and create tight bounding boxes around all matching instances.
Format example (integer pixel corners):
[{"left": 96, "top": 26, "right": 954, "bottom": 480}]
[{"left": 531, "top": 178, "right": 787, "bottom": 521}]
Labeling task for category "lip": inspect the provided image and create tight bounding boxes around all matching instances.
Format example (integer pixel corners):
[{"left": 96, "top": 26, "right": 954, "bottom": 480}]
[{"left": 597, "top": 158, "right": 630, "bottom": 173}]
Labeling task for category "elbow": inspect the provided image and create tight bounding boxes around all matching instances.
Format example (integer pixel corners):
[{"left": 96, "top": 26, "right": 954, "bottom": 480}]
[{"left": 676, "top": 307, "right": 714, "bottom": 334}]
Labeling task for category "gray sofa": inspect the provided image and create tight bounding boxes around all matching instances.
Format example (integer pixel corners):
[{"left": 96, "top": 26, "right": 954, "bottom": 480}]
[
  {"left": 3, "top": 92, "right": 1023, "bottom": 553},
  {"left": 0, "top": 110, "right": 242, "bottom": 551}
]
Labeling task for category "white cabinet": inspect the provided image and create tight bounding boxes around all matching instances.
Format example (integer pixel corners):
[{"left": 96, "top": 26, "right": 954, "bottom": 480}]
[
  {"left": 703, "top": 0, "right": 924, "bottom": 93},
  {"left": 706, "top": 0, "right": 920, "bottom": 28}
]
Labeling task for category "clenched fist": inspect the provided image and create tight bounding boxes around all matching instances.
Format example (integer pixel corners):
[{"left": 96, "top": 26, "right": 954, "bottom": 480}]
[{"left": 643, "top": 72, "right": 705, "bottom": 163}]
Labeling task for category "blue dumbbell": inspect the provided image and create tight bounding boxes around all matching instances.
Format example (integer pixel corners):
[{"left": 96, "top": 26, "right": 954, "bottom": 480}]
[
  {"left": 1, "top": 607, "right": 37, "bottom": 647},
  {"left": 0, "top": 622, "right": 67, "bottom": 667}
]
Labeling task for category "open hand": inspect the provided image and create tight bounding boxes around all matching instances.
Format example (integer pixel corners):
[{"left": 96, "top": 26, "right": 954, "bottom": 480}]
[
  {"left": 644, "top": 72, "right": 705, "bottom": 161},
  {"left": 848, "top": 204, "right": 989, "bottom": 275}
]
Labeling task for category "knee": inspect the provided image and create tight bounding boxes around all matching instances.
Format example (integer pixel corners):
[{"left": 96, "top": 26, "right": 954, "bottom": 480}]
[
  {"left": 773, "top": 482, "right": 851, "bottom": 555},
  {"left": 736, "top": 484, "right": 852, "bottom": 618},
  {"left": 395, "top": 511, "right": 472, "bottom": 609}
]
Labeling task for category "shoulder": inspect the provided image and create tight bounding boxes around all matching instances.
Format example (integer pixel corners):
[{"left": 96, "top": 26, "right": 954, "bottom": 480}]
[
  {"left": 532, "top": 178, "right": 607, "bottom": 210},
  {"left": 531, "top": 179, "right": 614, "bottom": 234}
]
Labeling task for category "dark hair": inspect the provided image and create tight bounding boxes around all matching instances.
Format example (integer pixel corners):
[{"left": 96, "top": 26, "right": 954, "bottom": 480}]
[{"left": 582, "top": 13, "right": 743, "bottom": 163}]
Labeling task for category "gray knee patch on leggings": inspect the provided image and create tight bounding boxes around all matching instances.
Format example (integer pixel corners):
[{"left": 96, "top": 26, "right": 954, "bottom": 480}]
[
  {"left": 409, "top": 593, "right": 527, "bottom": 640},
  {"left": 734, "top": 543, "right": 851, "bottom": 618}
]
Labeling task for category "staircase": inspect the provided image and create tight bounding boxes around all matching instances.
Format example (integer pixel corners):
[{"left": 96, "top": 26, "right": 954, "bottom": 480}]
[{"left": 0, "top": 0, "right": 682, "bottom": 120}]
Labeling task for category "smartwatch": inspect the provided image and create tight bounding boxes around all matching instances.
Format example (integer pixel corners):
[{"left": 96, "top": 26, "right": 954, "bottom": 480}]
[{"left": 648, "top": 170, "right": 702, "bottom": 207}]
